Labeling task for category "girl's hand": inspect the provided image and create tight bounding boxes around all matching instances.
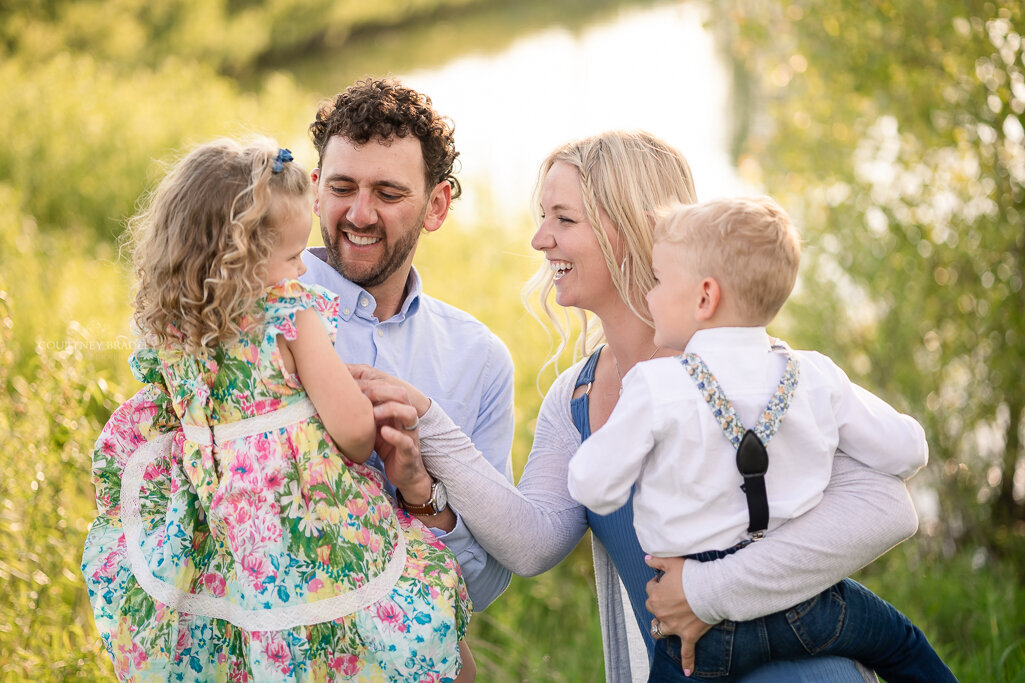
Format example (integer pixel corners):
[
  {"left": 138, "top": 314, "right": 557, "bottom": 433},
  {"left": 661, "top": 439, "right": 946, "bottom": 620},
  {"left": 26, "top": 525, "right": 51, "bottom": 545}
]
[
  {"left": 348, "top": 364, "right": 431, "bottom": 417},
  {"left": 645, "top": 555, "right": 715, "bottom": 677},
  {"left": 347, "top": 365, "right": 455, "bottom": 529}
]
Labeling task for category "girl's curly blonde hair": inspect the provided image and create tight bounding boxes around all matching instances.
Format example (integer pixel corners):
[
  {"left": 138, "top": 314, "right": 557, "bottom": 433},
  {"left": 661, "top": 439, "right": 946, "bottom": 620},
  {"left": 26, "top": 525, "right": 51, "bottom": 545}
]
[{"left": 129, "top": 137, "right": 310, "bottom": 355}]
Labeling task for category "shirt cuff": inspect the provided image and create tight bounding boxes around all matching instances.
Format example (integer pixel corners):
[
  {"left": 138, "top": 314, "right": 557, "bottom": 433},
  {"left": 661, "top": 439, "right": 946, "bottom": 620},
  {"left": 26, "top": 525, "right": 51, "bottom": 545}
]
[
  {"left": 426, "top": 510, "right": 484, "bottom": 575},
  {"left": 418, "top": 398, "right": 449, "bottom": 436}
]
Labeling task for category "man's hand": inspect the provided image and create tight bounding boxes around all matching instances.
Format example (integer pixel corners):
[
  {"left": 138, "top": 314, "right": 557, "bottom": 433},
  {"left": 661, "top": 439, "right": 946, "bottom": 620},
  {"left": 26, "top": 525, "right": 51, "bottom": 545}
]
[
  {"left": 645, "top": 555, "right": 716, "bottom": 677},
  {"left": 349, "top": 366, "right": 429, "bottom": 493},
  {"left": 349, "top": 364, "right": 456, "bottom": 531},
  {"left": 373, "top": 399, "right": 432, "bottom": 496}
]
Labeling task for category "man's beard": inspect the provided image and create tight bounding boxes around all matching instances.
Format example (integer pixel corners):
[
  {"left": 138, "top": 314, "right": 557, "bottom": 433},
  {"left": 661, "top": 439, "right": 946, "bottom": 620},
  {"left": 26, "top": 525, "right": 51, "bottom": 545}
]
[{"left": 323, "top": 206, "right": 426, "bottom": 289}]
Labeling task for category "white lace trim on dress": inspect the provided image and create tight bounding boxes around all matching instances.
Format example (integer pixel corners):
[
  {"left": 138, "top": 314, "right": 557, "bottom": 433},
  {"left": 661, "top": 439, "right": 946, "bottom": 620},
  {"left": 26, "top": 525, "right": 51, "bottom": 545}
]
[
  {"left": 181, "top": 397, "right": 317, "bottom": 445},
  {"left": 121, "top": 428, "right": 407, "bottom": 630}
]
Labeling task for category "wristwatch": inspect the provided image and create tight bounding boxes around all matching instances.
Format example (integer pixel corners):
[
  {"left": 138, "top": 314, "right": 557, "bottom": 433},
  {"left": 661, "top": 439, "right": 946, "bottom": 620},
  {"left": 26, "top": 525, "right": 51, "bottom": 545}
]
[{"left": 396, "top": 479, "right": 448, "bottom": 516}]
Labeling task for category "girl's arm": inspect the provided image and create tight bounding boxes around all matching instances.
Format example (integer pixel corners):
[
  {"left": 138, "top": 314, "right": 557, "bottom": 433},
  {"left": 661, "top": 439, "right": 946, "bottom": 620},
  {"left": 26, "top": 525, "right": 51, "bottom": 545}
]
[{"left": 285, "top": 308, "right": 375, "bottom": 462}]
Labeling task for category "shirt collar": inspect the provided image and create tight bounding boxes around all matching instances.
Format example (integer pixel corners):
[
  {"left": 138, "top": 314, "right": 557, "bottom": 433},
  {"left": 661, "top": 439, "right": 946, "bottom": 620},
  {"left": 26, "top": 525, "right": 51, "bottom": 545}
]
[
  {"left": 301, "top": 247, "right": 422, "bottom": 322},
  {"left": 685, "top": 327, "right": 771, "bottom": 357},
  {"left": 399, "top": 267, "right": 423, "bottom": 319}
]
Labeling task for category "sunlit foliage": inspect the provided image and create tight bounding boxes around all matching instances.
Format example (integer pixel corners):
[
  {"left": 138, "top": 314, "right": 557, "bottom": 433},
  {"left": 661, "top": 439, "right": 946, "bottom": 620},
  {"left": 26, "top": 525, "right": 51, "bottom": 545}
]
[
  {"left": 2, "top": 0, "right": 1024, "bottom": 680},
  {"left": 0, "top": 189, "right": 130, "bottom": 677},
  {"left": 718, "top": 0, "right": 1025, "bottom": 553},
  {"left": 0, "top": 54, "right": 312, "bottom": 240},
  {"left": 0, "top": 0, "right": 491, "bottom": 75}
]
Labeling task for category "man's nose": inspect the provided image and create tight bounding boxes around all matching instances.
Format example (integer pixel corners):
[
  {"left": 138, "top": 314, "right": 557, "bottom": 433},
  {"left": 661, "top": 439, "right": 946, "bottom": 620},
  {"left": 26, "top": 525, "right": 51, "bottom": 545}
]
[{"left": 346, "top": 190, "right": 377, "bottom": 227}]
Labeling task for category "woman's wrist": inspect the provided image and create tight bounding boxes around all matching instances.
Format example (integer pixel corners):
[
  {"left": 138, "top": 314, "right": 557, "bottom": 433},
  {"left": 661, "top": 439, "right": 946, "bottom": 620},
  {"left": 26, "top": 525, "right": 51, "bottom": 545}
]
[
  {"left": 413, "top": 394, "right": 431, "bottom": 417},
  {"left": 679, "top": 559, "right": 719, "bottom": 623}
]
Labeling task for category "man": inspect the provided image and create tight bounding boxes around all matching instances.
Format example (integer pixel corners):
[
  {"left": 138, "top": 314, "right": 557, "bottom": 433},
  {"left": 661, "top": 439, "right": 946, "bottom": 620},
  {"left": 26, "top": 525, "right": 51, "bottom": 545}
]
[{"left": 300, "top": 78, "right": 515, "bottom": 609}]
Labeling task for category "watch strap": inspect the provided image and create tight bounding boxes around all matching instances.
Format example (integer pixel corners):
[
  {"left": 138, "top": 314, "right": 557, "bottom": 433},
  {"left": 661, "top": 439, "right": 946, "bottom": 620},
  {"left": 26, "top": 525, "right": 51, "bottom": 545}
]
[{"left": 396, "top": 482, "right": 440, "bottom": 515}]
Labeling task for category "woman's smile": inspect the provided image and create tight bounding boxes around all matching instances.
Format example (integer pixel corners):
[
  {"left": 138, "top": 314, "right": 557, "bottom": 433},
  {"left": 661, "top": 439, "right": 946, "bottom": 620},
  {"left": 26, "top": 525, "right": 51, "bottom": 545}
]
[{"left": 550, "top": 259, "right": 573, "bottom": 280}]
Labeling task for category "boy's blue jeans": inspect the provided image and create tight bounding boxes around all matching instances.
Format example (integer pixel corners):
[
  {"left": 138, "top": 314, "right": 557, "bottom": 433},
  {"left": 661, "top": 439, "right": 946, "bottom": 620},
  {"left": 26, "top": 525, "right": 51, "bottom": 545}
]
[{"left": 648, "top": 551, "right": 957, "bottom": 682}]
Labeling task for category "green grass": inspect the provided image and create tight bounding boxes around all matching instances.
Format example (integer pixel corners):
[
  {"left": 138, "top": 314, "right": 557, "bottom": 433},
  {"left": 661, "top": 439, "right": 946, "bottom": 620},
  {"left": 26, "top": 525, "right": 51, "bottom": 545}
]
[
  {"left": 856, "top": 541, "right": 1025, "bottom": 682},
  {"left": 2, "top": 205, "right": 1024, "bottom": 681}
]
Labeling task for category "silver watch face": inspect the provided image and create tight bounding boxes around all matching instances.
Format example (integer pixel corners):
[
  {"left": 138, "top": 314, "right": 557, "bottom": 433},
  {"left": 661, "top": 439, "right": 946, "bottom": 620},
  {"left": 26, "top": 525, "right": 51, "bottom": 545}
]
[{"left": 432, "top": 480, "right": 448, "bottom": 512}]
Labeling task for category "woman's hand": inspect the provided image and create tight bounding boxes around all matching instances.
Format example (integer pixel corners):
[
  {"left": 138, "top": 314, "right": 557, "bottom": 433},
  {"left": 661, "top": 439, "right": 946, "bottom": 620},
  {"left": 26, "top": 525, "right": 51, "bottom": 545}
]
[
  {"left": 645, "top": 555, "right": 715, "bottom": 677},
  {"left": 348, "top": 365, "right": 430, "bottom": 492},
  {"left": 348, "top": 364, "right": 432, "bottom": 417},
  {"left": 347, "top": 365, "right": 457, "bottom": 530}
]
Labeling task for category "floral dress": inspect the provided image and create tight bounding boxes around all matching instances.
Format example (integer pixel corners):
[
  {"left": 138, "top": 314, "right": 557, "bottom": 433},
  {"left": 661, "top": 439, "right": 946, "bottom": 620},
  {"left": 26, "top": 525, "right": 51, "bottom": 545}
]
[{"left": 82, "top": 280, "right": 470, "bottom": 682}]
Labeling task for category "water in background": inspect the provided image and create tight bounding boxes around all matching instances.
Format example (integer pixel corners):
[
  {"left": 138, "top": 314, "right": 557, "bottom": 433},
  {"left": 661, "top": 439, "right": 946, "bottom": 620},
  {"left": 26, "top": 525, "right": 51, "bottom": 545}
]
[{"left": 282, "top": 1, "right": 751, "bottom": 219}]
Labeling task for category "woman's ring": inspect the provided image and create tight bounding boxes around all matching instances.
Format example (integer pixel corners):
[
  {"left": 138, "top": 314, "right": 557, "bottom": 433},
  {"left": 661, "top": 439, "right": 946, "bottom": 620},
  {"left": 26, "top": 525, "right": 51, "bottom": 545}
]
[
  {"left": 651, "top": 620, "right": 665, "bottom": 639},
  {"left": 402, "top": 416, "right": 419, "bottom": 431}
]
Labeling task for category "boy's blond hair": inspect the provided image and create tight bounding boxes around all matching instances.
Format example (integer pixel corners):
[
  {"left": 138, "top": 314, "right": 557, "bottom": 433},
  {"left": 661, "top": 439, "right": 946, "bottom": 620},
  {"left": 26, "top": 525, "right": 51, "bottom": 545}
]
[{"left": 654, "top": 196, "right": 801, "bottom": 325}]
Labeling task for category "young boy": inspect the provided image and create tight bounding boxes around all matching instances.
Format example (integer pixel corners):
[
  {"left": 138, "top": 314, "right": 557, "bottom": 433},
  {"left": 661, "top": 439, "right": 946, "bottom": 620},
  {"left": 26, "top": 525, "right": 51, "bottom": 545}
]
[{"left": 568, "top": 196, "right": 955, "bottom": 681}]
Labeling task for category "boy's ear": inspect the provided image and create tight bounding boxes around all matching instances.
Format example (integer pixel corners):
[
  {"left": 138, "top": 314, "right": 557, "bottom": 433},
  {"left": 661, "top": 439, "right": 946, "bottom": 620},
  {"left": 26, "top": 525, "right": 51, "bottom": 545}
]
[{"left": 695, "top": 278, "right": 720, "bottom": 321}]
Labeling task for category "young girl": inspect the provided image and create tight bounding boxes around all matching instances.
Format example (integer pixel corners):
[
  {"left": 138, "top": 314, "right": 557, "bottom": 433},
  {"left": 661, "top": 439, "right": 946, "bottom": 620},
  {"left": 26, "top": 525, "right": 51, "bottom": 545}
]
[{"left": 82, "top": 137, "right": 473, "bottom": 681}]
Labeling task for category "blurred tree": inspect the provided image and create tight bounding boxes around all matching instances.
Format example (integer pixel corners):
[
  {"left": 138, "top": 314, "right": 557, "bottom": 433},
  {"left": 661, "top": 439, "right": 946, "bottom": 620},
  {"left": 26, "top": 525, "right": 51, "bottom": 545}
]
[
  {"left": 718, "top": 0, "right": 1024, "bottom": 556},
  {"left": 0, "top": 53, "right": 311, "bottom": 239},
  {"left": 0, "top": 0, "right": 493, "bottom": 76}
]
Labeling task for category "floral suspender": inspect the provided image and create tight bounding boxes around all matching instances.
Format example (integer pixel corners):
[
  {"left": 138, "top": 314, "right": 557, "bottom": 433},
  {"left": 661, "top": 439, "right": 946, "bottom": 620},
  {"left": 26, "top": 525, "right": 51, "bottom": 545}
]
[{"left": 679, "top": 342, "right": 800, "bottom": 539}]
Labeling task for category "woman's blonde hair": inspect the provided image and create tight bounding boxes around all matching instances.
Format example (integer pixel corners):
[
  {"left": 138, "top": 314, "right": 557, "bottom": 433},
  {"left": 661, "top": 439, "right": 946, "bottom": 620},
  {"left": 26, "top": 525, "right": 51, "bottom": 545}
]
[
  {"left": 522, "top": 130, "right": 698, "bottom": 370},
  {"left": 129, "top": 137, "right": 309, "bottom": 354}
]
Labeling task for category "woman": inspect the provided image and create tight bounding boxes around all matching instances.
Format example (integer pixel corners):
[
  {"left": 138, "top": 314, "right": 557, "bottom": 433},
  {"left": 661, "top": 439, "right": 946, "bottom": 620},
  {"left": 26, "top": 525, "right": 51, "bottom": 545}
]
[{"left": 361, "top": 130, "right": 916, "bottom": 681}]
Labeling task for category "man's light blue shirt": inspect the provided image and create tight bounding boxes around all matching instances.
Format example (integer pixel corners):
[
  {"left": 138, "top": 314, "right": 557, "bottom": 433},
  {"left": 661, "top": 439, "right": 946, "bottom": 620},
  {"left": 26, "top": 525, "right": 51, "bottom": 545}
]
[{"left": 301, "top": 247, "right": 514, "bottom": 610}]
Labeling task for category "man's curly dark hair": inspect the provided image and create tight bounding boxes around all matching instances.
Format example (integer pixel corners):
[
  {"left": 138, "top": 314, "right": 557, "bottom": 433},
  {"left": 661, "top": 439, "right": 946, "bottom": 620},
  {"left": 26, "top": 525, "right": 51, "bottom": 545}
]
[{"left": 309, "top": 77, "right": 461, "bottom": 199}]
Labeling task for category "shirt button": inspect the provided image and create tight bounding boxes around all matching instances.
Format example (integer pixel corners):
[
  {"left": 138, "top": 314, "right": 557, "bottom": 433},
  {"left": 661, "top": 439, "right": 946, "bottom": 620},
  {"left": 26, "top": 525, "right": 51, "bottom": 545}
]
[
  {"left": 360, "top": 297, "right": 370, "bottom": 307},
  {"left": 342, "top": 308, "right": 351, "bottom": 316},
  {"left": 376, "top": 328, "right": 384, "bottom": 337}
]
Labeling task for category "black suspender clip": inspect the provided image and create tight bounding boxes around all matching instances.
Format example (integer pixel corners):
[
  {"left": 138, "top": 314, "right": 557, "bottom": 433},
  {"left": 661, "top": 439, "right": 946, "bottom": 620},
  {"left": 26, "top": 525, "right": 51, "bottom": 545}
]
[{"left": 736, "top": 429, "right": 770, "bottom": 539}]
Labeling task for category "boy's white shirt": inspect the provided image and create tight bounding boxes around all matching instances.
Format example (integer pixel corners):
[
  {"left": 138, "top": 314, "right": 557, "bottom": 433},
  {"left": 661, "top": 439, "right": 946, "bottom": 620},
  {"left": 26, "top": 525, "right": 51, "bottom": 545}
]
[
  {"left": 568, "top": 326, "right": 927, "bottom": 557},
  {"left": 416, "top": 350, "right": 919, "bottom": 677}
]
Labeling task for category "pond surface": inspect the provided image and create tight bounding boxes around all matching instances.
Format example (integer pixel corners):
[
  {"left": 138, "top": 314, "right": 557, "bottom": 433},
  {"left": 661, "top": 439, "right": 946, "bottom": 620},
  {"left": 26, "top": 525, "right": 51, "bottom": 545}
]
[{"left": 282, "top": 0, "right": 751, "bottom": 218}]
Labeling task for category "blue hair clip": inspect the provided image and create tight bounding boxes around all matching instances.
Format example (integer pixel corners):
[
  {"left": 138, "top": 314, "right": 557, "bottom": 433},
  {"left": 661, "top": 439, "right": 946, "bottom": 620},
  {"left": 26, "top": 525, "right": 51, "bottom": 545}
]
[{"left": 272, "top": 148, "right": 293, "bottom": 174}]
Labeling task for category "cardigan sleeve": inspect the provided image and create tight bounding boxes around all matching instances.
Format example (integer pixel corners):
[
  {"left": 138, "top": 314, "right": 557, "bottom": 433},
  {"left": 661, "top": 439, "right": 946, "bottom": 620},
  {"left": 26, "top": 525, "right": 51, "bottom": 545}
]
[
  {"left": 682, "top": 454, "right": 918, "bottom": 622},
  {"left": 418, "top": 365, "right": 589, "bottom": 577}
]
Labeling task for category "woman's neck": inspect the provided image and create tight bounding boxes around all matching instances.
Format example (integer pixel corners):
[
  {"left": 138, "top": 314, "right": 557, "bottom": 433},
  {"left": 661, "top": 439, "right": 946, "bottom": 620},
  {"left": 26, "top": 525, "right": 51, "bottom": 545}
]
[
  {"left": 584, "top": 305, "right": 667, "bottom": 429},
  {"left": 597, "top": 305, "right": 667, "bottom": 379}
]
